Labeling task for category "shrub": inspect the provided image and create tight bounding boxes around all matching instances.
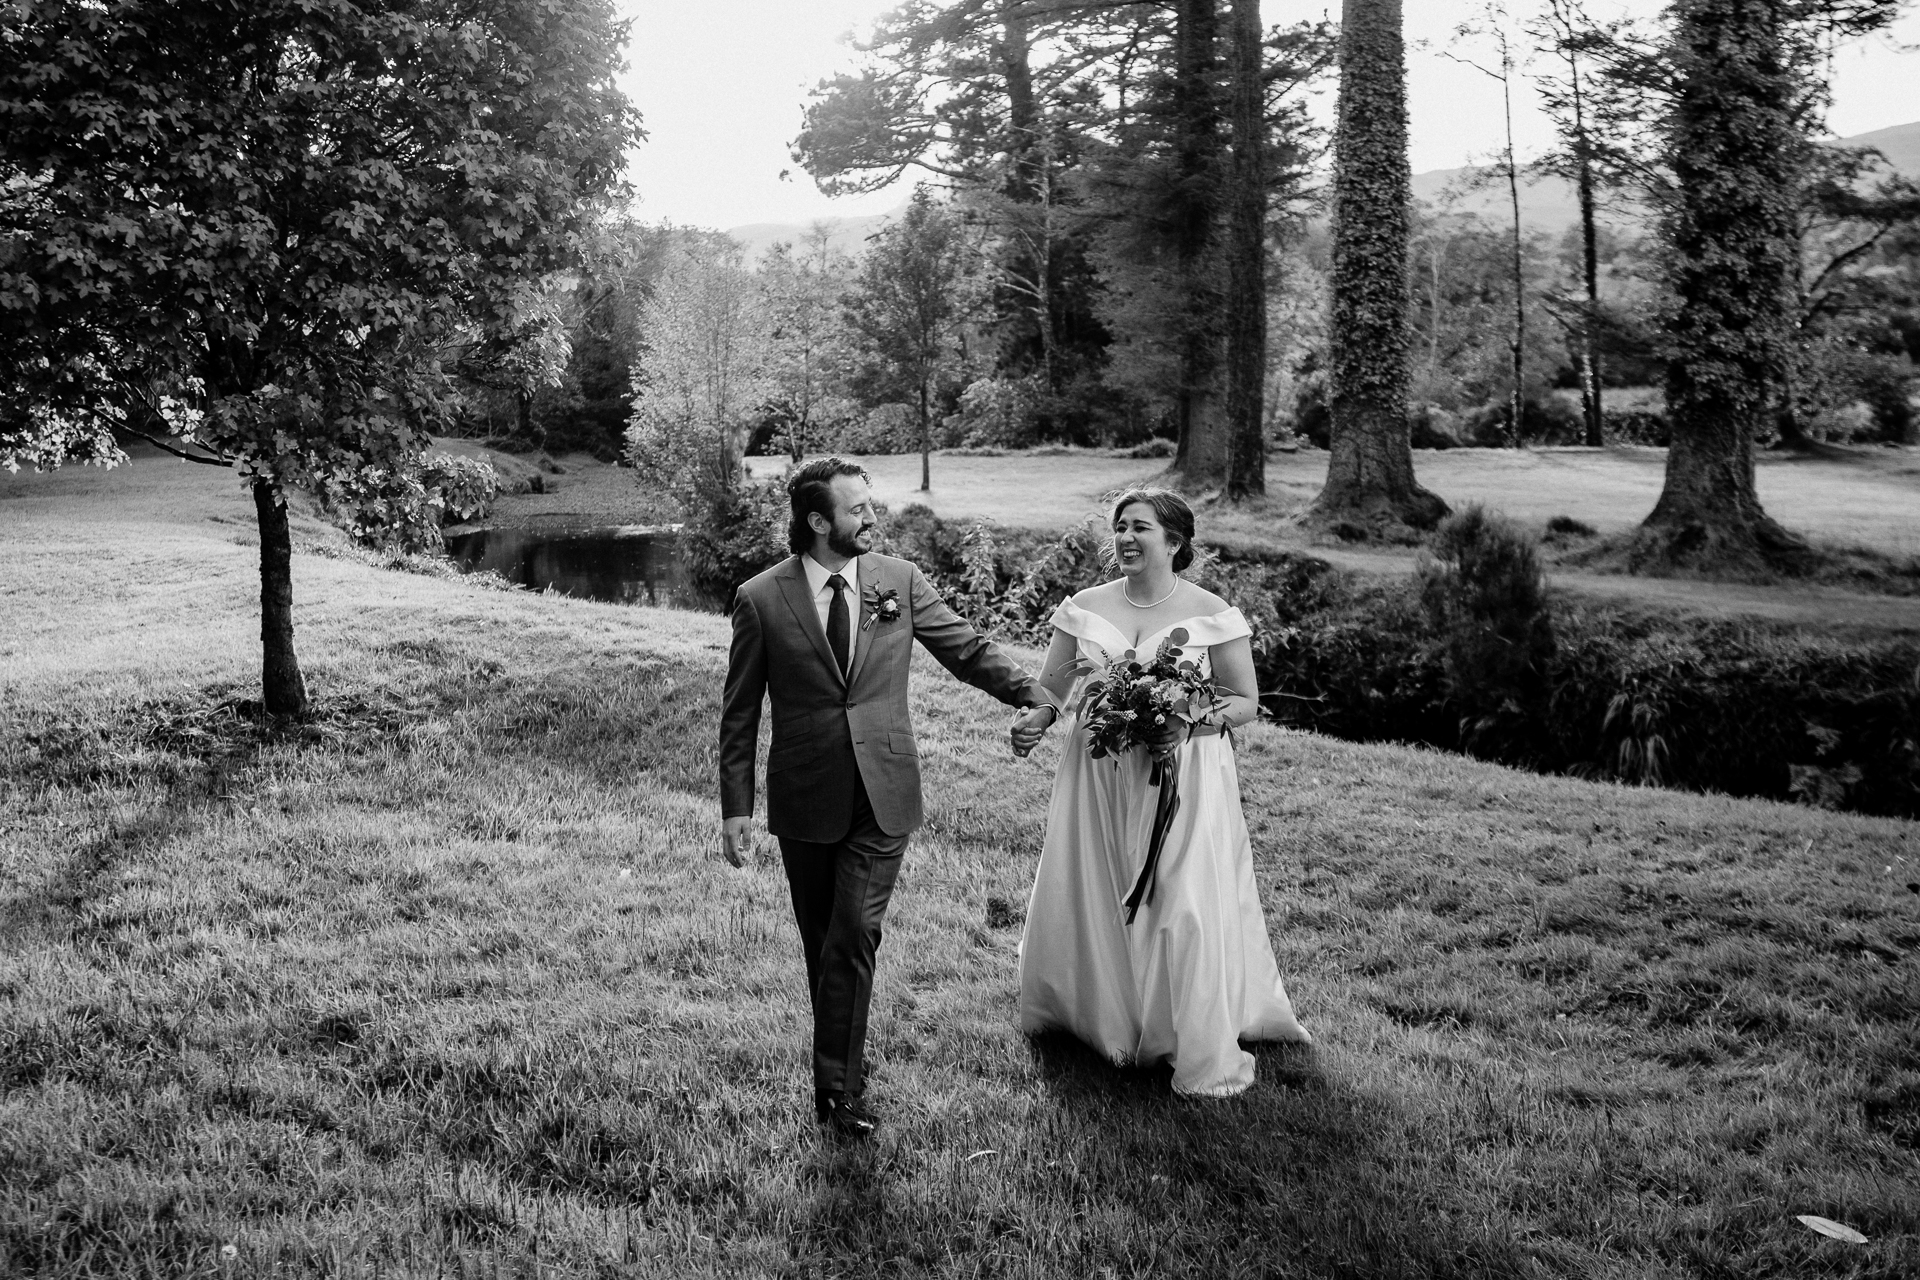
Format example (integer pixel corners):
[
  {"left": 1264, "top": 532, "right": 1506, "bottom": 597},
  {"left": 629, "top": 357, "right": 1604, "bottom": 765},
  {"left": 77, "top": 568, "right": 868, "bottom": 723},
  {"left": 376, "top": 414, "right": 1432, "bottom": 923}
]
[
  {"left": 1606, "top": 407, "right": 1670, "bottom": 446},
  {"left": 681, "top": 478, "right": 788, "bottom": 609},
  {"left": 1416, "top": 506, "right": 1555, "bottom": 757},
  {"left": 423, "top": 452, "right": 502, "bottom": 527},
  {"left": 1258, "top": 568, "right": 1920, "bottom": 819},
  {"left": 945, "top": 377, "right": 1043, "bottom": 449},
  {"left": 830, "top": 403, "right": 920, "bottom": 455},
  {"left": 1410, "top": 404, "right": 1461, "bottom": 450}
]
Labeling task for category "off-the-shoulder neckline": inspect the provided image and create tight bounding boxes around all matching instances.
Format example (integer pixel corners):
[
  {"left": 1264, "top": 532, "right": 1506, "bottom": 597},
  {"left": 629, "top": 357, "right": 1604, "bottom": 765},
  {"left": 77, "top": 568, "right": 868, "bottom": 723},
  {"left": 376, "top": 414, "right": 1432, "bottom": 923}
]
[{"left": 1056, "top": 597, "right": 1246, "bottom": 653}]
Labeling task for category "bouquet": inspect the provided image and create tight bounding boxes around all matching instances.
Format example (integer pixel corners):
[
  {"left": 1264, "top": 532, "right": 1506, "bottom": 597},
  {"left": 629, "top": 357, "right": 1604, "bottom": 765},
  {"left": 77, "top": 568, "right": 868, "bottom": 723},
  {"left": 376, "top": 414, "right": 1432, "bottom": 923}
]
[{"left": 1064, "top": 628, "right": 1222, "bottom": 923}]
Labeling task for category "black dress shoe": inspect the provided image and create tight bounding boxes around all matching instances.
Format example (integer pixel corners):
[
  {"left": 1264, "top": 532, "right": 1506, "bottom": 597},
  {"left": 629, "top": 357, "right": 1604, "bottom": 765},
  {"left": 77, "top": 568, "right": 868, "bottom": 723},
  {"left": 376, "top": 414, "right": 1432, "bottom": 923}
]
[{"left": 814, "top": 1090, "right": 877, "bottom": 1139}]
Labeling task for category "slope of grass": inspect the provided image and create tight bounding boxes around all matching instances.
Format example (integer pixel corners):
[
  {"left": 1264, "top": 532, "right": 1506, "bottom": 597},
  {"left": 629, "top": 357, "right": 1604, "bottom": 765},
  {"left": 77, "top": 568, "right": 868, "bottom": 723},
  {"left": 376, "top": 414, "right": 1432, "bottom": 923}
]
[{"left": 2, "top": 488, "right": 1919, "bottom": 1277}]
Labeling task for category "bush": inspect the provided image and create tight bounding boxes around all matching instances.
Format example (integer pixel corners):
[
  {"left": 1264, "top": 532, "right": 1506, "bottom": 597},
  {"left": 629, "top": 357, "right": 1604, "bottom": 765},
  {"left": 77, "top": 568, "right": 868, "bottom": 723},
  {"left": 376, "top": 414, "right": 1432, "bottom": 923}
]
[
  {"left": 1604, "top": 407, "right": 1670, "bottom": 446},
  {"left": 1417, "top": 507, "right": 1555, "bottom": 756},
  {"left": 829, "top": 403, "right": 922, "bottom": 455},
  {"left": 1258, "top": 567, "right": 1920, "bottom": 819},
  {"left": 945, "top": 377, "right": 1043, "bottom": 450},
  {"left": 681, "top": 478, "right": 788, "bottom": 609},
  {"left": 1410, "top": 404, "right": 1461, "bottom": 450},
  {"left": 1462, "top": 396, "right": 1585, "bottom": 447}
]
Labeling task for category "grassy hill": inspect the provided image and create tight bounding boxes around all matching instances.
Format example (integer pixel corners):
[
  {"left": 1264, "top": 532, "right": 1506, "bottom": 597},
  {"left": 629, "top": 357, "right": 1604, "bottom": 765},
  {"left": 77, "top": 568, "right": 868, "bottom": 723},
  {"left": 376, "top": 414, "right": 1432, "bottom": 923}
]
[{"left": 2, "top": 459, "right": 1917, "bottom": 1276}]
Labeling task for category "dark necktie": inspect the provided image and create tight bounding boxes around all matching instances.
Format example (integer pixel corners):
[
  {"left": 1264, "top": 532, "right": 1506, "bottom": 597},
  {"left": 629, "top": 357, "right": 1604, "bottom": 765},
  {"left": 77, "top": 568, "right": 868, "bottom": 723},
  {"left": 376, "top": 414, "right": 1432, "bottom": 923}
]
[{"left": 826, "top": 573, "right": 850, "bottom": 677}]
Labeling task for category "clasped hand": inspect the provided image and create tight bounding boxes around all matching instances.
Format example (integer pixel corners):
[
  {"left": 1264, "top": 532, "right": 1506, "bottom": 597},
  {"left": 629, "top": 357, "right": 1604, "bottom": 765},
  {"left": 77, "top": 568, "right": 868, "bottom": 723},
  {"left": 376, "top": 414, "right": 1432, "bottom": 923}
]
[{"left": 1009, "top": 705, "right": 1058, "bottom": 757}]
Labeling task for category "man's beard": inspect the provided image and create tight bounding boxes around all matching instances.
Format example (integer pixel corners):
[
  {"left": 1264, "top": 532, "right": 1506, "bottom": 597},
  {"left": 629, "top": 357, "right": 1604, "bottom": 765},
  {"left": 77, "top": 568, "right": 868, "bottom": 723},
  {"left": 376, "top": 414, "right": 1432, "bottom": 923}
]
[{"left": 828, "top": 523, "right": 870, "bottom": 559}]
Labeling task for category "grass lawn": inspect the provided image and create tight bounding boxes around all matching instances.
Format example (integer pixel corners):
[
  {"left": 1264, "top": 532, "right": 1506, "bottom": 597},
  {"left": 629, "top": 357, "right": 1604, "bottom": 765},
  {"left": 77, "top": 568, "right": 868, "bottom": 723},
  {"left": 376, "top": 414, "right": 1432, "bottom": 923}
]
[
  {"left": 744, "top": 446, "right": 1920, "bottom": 564},
  {"left": 3, "top": 458, "right": 1919, "bottom": 1277}
]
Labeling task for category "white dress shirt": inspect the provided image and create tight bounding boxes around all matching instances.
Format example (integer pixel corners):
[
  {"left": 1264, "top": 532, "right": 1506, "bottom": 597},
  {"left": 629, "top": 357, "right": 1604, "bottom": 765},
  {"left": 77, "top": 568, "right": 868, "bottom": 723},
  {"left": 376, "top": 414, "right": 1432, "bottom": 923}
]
[{"left": 802, "top": 552, "right": 860, "bottom": 673}]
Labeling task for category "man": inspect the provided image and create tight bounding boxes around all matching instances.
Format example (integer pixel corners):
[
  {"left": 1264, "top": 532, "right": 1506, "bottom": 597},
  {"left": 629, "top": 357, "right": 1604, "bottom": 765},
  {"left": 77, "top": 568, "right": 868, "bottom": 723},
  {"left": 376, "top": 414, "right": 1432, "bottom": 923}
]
[{"left": 720, "top": 458, "right": 1057, "bottom": 1139}]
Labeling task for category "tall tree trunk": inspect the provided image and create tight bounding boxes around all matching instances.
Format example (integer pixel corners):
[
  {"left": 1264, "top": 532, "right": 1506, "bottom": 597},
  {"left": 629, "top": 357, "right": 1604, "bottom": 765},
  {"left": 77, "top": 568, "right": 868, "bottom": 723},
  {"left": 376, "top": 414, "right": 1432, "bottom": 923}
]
[
  {"left": 1308, "top": 0, "right": 1446, "bottom": 535},
  {"left": 1502, "top": 61, "right": 1525, "bottom": 448},
  {"left": 252, "top": 478, "right": 310, "bottom": 718},
  {"left": 1572, "top": 62, "right": 1605, "bottom": 447},
  {"left": 1636, "top": 0, "right": 1806, "bottom": 573},
  {"left": 1224, "top": 0, "right": 1266, "bottom": 500},
  {"left": 1171, "top": 0, "right": 1230, "bottom": 486}
]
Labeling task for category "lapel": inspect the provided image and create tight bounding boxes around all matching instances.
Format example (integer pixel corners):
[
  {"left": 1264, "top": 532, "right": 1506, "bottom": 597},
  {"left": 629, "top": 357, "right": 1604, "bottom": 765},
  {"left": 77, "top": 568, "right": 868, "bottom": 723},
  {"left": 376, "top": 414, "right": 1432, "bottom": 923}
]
[
  {"left": 775, "top": 556, "right": 846, "bottom": 688},
  {"left": 845, "top": 556, "right": 888, "bottom": 690}
]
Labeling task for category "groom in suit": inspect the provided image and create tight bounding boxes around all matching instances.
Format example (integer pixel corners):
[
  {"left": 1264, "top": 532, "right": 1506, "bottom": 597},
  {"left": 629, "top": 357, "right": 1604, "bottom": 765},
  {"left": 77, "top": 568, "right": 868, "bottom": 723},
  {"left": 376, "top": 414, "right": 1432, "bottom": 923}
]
[{"left": 721, "top": 458, "right": 1057, "bottom": 1139}]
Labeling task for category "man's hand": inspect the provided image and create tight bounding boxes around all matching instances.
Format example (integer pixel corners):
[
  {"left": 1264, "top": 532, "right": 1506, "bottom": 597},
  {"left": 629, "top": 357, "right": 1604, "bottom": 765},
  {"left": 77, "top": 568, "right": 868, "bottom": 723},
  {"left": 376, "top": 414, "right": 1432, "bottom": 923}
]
[
  {"left": 721, "top": 816, "right": 755, "bottom": 867},
  {"left": 1010, "top": 704, "right": 1057, "bottom": 758}
]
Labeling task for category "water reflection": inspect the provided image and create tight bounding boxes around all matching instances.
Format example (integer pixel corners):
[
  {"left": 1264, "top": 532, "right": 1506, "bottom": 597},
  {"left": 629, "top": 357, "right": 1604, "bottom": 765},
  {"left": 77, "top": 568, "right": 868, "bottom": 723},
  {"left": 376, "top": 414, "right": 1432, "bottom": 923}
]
[{"left": 443, "top": 524, "right": 687, "bottom": 606}]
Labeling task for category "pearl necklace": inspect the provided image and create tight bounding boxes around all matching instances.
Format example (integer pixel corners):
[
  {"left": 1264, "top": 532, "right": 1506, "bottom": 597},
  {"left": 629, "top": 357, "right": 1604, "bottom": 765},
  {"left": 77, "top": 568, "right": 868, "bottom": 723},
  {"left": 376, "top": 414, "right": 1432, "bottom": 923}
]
[{"left": 1124, "top": 578, "right": 1180, "bottom": 609}]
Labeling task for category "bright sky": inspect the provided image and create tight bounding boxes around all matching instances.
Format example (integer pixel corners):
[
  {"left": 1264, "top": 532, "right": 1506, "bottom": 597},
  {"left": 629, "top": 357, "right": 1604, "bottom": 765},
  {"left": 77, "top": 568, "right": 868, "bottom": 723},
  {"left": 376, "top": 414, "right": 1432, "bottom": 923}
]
[{"left": 615, "top": 1, "right": 1920, "bottom": 232}]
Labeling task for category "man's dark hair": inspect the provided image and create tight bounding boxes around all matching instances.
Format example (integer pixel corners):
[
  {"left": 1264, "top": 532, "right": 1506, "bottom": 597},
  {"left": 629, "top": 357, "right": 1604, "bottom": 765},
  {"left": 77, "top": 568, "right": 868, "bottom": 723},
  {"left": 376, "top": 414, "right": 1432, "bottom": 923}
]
[{"left": 788, "top": 457, "right": 871, "bottom": 555}]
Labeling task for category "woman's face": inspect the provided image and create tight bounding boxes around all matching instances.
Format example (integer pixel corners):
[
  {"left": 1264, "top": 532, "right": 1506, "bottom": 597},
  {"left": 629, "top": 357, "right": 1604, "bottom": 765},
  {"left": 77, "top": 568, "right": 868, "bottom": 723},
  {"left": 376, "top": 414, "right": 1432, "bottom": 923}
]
[{"left": 1113, "top": 502, "right": 1176, "bottom": 576}]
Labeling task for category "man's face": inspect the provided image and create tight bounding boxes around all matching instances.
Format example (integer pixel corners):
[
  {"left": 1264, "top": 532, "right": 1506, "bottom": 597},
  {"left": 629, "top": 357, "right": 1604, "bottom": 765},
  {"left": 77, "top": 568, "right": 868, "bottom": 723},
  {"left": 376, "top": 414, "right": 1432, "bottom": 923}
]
[{"left": 819, "top": 474, "right": 877, "bottom": 559}]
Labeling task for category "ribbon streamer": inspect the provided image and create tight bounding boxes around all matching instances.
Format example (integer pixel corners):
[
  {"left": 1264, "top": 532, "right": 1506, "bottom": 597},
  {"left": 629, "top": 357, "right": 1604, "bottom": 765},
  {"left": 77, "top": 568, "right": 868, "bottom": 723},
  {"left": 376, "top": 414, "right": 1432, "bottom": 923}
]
[{"left": 1123, "top": 749, "right": 1181, "bottom": 925}]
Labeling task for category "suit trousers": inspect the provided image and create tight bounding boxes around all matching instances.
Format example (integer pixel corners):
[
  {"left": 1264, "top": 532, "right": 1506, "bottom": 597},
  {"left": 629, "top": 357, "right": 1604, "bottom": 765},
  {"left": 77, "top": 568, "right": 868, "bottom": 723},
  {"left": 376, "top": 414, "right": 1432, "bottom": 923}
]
[{"left": 778, "top": 774, "right": 909, "bottom": 1096}]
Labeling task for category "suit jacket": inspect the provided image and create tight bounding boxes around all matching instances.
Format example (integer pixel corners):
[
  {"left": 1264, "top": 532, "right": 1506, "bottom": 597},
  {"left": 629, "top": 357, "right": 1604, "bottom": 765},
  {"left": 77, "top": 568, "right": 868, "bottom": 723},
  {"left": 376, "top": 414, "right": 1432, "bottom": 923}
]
[{"left": 721, "top": 551, "right": 1044, "bottom": 842}]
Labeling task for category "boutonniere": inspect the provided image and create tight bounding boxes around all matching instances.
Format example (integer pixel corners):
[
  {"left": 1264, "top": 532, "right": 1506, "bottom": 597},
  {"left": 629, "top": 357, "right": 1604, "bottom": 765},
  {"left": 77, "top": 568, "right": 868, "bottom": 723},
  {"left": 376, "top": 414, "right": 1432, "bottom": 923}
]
[{"left": 863, "top": 586, "right": 902, "bottom": 631}]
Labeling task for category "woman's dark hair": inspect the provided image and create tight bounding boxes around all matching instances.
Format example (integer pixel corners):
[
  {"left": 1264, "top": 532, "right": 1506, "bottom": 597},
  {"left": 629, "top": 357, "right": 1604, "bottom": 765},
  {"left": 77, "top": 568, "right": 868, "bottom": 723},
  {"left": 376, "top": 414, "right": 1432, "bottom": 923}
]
[
  {"left": 1110, "top": 487, "right": 1196, "bottom": 573},
  {"left": 788, "top": 457, "right": 871, "bottom": 555}
]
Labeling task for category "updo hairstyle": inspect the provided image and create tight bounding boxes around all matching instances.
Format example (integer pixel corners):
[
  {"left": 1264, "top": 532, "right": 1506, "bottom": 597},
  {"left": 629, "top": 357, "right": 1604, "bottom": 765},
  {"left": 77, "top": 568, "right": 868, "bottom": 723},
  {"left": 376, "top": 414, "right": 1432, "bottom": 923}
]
[{"left": 1109, "top": 486, "right": 1196, "bottom": 573}]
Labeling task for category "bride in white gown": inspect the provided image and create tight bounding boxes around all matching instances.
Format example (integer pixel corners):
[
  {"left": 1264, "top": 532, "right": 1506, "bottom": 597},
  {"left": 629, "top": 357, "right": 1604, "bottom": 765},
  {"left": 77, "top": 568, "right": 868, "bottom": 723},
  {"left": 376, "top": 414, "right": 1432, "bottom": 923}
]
[{"left": 1008, "top": 487, "right": 1310, "bottom": 1097}]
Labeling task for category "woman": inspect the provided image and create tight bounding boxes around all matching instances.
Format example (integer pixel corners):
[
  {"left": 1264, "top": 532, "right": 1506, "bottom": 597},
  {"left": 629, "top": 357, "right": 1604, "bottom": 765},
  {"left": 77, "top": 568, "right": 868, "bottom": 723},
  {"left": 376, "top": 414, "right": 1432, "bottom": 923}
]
[{"left": 1010, "top": 488, "right": 1310, "bottom": 1097}]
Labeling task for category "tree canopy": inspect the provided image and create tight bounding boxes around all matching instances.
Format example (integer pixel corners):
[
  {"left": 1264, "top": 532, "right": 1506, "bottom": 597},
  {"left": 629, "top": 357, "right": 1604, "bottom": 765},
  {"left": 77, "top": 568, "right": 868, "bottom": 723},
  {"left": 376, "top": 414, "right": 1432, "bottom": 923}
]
[{"left": 1, "top": 0, "right": 641, "bottom": 711}]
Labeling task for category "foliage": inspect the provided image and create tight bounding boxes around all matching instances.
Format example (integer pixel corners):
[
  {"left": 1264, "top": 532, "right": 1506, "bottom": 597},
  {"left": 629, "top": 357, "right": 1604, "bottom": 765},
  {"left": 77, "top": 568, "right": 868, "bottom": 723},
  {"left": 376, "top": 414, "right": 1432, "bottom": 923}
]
[
  {"left": 0, "top": 0, "right": 640, "bottom": 713},
  {"left": 680, "top": 476, "right": 789, "bottom": 609},
  {"left": 624, "top": 237, "right": 773, "bottom": 509},
  {"left": 1417, "top": 506, "right": 1556, "bottom": 756},
  {"left": 0, "top": 0, "right": 637, "bottom": 500},
  {"left": 843, "top": 188, "right": 983, "bottom": 484},
  {"left": 1261, "top": 560, "right": 1920, "bottom": 818},
  {"left": 759, "top": 226, "right": 860, "bottom": 460}
]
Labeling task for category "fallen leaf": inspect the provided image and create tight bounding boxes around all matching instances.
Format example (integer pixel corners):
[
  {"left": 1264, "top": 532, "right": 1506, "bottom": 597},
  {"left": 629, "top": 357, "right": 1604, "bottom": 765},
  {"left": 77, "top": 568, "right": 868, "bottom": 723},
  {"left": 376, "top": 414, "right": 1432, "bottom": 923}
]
[{"left": 1796, "top": 1215, "right": 1867, "bottom": 1244}]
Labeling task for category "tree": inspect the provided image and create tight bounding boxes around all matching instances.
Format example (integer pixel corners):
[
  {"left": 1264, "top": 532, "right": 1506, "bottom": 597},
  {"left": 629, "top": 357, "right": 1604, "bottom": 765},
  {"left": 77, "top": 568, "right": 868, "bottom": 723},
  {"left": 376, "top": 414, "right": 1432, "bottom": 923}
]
[
  {"left": 1444, "top": 2, "right": 1528, "bottom": 449},
  {"left": 843, "top": 188, "right": 981, "bottom": 491},
  {"left": 625, "top": 237, "right": 775, "bottom": 505},
  {"left": 0, "top": 0, "right": 639, "bottom": 715},
  {"left": 760, "top": 225, "right": 859, "bottom": 461},
  {"left": 1223, "top": 0, "right": 1267, "bottom": 498},
  {"left": 1529, "top": 0, "right": 1627, "bottom": 447},
  {"left": 1776, "top": 145, "right": 1920, "bottom": 446},
  {"left": 1633, "top": 0, "right": 1902, "bottom": 574},
  {"left": 1307, "top": 0, "right": 1447, "bottom": 537}
]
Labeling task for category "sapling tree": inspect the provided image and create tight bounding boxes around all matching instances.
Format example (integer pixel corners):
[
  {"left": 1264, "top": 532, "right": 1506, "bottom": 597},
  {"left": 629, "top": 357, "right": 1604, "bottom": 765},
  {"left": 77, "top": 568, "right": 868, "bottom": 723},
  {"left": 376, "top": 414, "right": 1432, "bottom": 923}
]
[
  {"left": 843, "top": 188, "right": 982, "bottom": 492},
  {"left": 0, "top": 0, "right": 640, "bottom": 716}
]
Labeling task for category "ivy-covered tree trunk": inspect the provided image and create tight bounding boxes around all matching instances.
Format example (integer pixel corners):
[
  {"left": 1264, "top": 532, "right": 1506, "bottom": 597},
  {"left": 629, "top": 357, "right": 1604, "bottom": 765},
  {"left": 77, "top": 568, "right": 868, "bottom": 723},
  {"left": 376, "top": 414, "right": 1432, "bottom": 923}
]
[
  {"left": 1308, "top": 0, "right": 1446, "bottom": 536},
  {"left": 1224, "top": 0, "right": 1266, "bottom": 500},
  {"left": 251, "top": 479, "right": 309, "bottom": 718},
  {"left": 1635, "top": 0, "right": 1808, "bottom": 573},
  {"left": 1171, "top": 0, "right": 1230, "bottom": 486}
]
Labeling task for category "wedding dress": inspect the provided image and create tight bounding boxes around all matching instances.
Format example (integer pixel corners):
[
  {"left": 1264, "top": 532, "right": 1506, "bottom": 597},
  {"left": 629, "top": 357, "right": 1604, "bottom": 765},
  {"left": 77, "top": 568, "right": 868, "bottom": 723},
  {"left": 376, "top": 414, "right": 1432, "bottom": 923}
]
[{"left": 1018, "top": 599, "right": 1310, "bottom": 1097}]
